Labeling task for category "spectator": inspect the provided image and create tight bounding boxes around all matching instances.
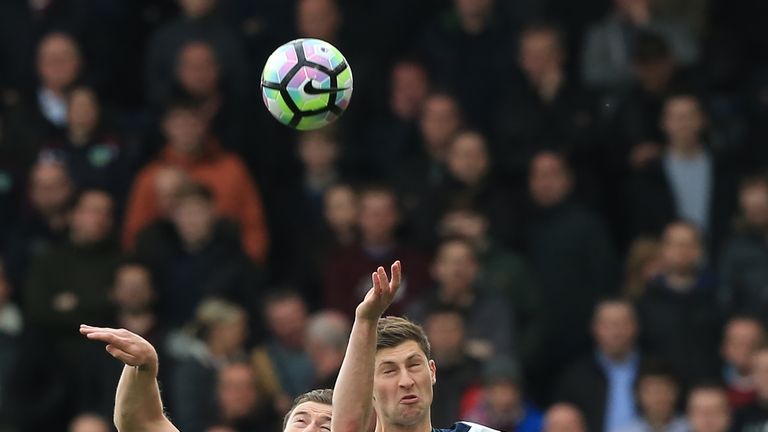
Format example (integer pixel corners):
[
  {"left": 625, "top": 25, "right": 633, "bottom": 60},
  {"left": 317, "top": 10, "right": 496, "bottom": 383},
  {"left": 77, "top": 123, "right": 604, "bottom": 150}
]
[
  {"left": 557, "top": 298, "right": 642, "bottom": 432},
  {"left": 463, "top": 356, "right": 543, "bottom": 432},
  {"left": 582, "top": 0, "right": 698, "bottom": 89},
  {"left": 721, "top": 316, "right": 765, "bottom": 409},
  {"left": 322, "top": 183, "right": 359, "bottom": 250},
  {"left": 2, "top": 32, "right": 83, "bottom": 168},
  {"left": 145, "top": 0, "right": 249, "bottom": 107},
  {"left": 210, "top": 362, "right": 282, "bottom": 432},
  {"left": 68, "top": 413, "right": 110, "bottom": 432},
  {"left": 172, "top": 40, "right": 251, "bottom": 156},
  {"left": 3, "top": 159, "right": 73, "bottom": 289},
  {"left": 605, "top": 32, "right": 699, "bottom": 174},
  {"left": 422, "top": 306, "right": 483, "bottom": 426},
  {"left": 134, "top": 182, "right": 263, "bottom": 328},
  {"left": 41, "top": 85, "right": 130, "bottom": 199},
  {"left": 719, "top": 173, "right": 768, "bottom": 321},
  {"left": 123, "top": 98, "right": 269, "bottom": 264},
  {"left": 616, "top": 360, "right": 687, "bottom": 432},
  {"left": 270, "top": 128, "right": 349, "bottom": 292},
  {"left": 12, "top": 189, "right": 118, "bottom": 431},
  {"left": 637, "top": 221, "right": 723, "bottom": 386},
  {"left": 251, "top": 291, "right": 314, "bottom": 404},
  {"left": 24, "top": 189, "right": 120, "bottom": 340},
  {"left": 305, "top": 310, "right": 350, "bottom": 389},
  {"left": 523, "top": 151, "right": 616, "bottom": 394},
  {"left": 418, "top": 0, "right": 516, "bottom": 132},
  {"left": 363, "top": 59, "right": 430, "bottom": 179},
  {"left": 437, "top": 205, "right": 541, "bottom": 361},
  {"left": 395, "top": 92, "right": 463, "bottom": 223},
  {"left": 169, "top": 298, "right": 250, "bottom": 432},
  {"left": 544, "top": 403, "right": 588, "bottom": 432},
  {"left": 408, "top": 236, "right": 515, "bottom": 359},
  {"left": 731, "top": 346, "right": 768, "bottom": 431},
  {"left": 627, "top": 93, "right": 737, "bottom": 256},
  {"left": 496, "top": 23, "right": 598, "bottom": 183},
  {"left": 323, "top": 185, "right": 431, "bottom": 317},
  {"left": 75, "top": 260, "right": 171, "bottom": 419},
  {"left": 413, "top": 130, "right": 514, "bottom": 247},
  {"left": 296, "top": 128, "right": 346, "bottom": 229},
  {"left": 687, "top": 384, "right": 732, "bottom": 432}
]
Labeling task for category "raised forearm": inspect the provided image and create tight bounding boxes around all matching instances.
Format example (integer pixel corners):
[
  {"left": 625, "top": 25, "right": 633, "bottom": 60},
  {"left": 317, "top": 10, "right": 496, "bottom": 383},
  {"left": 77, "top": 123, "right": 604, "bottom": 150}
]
[
  {"left": 331, "top": 317, "right": 378, "bottom": 432},
  {"left": 114, "top": 364, "right": 177, "bottom": 432}
]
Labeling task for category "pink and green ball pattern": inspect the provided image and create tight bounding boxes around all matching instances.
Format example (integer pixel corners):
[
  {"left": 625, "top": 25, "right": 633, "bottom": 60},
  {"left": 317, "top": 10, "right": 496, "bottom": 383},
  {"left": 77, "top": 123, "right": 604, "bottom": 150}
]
[{"left": 261, "top": 38, "right": 353, "bottom": 130}]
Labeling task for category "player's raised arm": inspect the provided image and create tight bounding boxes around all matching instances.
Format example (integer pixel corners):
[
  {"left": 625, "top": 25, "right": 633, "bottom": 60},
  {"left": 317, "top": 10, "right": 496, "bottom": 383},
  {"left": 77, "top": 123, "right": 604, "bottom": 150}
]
[
  {"left": 331, "top": 261, "right": 402, "bottom": 432},
  {"left": 80, "top": 324, "right": 179, "bottom": 432}
]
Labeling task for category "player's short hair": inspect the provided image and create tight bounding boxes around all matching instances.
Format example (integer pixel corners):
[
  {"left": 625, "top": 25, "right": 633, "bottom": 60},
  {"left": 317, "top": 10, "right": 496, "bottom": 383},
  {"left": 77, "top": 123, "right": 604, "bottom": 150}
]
[
  {"left": 377, "top": 316, "right": 432, "bottom": 360},
  {"left": 283, "top": 388, "right": 334, "bottom": 430}
]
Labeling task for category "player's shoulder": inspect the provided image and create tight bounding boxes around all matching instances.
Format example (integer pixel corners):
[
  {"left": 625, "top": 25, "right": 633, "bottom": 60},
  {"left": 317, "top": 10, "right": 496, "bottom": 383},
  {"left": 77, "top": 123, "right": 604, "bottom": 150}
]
[{"left": 433, "top": 421, "right": 501, "bottom": 432}]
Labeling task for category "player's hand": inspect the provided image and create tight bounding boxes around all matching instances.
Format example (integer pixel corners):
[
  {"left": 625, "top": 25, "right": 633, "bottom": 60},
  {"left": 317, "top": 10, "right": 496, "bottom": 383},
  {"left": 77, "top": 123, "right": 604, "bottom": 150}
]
[
  {"left": 355, "top": 260, "right": 401, "bottom": 321},
  {"left": 80, "top": 324, "right": 159, "bottom": 374}
]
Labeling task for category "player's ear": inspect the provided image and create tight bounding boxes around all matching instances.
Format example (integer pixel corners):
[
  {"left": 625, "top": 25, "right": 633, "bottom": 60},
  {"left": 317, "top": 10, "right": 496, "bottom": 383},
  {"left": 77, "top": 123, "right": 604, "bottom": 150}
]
[{"left": 429, "top": 359, "right": 437, "bottom": 385}]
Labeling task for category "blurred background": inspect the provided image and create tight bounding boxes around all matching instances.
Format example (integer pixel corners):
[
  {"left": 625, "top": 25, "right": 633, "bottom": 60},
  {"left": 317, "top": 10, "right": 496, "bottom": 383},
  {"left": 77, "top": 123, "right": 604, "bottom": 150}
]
[{"left": 0, "top": 0, "right": 767, "bottom": 431}]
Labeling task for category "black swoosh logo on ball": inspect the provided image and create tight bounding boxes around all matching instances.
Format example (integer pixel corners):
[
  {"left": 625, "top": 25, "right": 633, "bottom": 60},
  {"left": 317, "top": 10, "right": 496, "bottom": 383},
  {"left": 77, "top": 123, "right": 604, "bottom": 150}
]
[{"left": 303, "top": 80, "right": 349, "bottom": 95}]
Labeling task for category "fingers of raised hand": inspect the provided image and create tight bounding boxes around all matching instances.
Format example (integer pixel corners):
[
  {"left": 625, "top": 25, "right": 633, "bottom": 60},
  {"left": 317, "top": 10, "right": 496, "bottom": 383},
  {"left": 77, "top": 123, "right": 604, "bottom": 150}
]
[
  {"left": 105, "top": 344, "right": 141, "bottom": 366},
  {"left": 372, "top": 271, "right": 381, "bottom": 295},
  {"left": 391, "top": 260, "right": 402, "bottom": 288},
  {"left": 376, "top": 266, "right": 390, "bottom": 293},
  {"left": 80, "top": 324, "right": 117, "bottom": 334}
]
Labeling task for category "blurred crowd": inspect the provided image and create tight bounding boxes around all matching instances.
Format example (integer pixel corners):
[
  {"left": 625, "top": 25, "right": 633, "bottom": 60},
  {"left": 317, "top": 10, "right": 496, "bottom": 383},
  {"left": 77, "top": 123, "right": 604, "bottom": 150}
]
[{"left": 1, "top": 0, "right": 768, "bottom": 431}]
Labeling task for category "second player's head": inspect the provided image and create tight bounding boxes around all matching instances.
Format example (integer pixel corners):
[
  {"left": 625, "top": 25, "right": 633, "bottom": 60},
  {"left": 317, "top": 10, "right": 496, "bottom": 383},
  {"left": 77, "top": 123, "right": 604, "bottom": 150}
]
[
  {"left": 373, "top": 316, "right": 436, "bottom": 429},
  {"left": 283, "top": 388, "right": 333, "bottom": 432}
]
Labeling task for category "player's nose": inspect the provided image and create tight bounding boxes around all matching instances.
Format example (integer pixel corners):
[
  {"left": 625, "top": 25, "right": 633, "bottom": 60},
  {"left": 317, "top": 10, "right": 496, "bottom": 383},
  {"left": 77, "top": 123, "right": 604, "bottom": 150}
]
[{"left": 398, "top": 372, "right": 416, "bottom": 388}]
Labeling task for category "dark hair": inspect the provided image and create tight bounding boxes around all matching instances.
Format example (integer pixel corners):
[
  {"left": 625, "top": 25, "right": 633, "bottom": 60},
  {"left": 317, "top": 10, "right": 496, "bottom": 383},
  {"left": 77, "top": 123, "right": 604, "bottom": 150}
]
[
  {"left": 358, "top": 183, "right": 400, "bottom": 213},
  {"left": 424, "top": 303, "right": 466, "bottom": 322},
  {"left": 113, "top": 257, "right": 155, "bottom": 287},
  {"left": 632, "top": 31, "right": 672, "bottom": 63},
  {"left": 262, "top": 288, "right": 307, "bottom": 314},
  {"left": 592, "top": 296, "right": 637, "bottom": 322},
  {"left": 282, "top": 388, "right": 334, "bottom": 430},
  {"left": 162, "top": 96, "right": 203, "bottom": 117},
  {"left": 740, "top": 170, "right": 768, "bottom": 192},
  {"left": 634, "top": 358, "right": 680, "bottom": 392},
  {"left": 377, "top": 316, "right": 432, "bottom": 359}
]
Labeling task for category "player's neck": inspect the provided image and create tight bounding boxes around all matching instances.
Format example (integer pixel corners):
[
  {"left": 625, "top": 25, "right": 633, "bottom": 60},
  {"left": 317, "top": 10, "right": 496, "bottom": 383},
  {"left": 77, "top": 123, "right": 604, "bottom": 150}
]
[{"left": 376, "top": 416, "right": 433, "bottom": 432}]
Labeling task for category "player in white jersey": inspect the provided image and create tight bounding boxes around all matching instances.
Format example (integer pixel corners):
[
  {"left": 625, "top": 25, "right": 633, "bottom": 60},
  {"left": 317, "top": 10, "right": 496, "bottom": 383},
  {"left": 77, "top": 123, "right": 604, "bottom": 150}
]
[
  {"left": 331, "top": 261, "right": 499, "bottom": 432},
  {"left": 79, "top": 325, "right": 332, "bottom": 432}
]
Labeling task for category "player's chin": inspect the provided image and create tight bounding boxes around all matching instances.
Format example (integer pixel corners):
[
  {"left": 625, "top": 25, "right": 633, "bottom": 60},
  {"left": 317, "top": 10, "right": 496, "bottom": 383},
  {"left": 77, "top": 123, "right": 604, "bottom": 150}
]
[{"left": 396, "top": 405, "right": 426, "bottom": 423}]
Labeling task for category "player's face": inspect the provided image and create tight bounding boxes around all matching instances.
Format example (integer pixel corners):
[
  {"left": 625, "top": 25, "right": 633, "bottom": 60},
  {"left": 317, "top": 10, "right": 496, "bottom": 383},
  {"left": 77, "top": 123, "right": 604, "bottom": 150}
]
[
  {"left": 373, "top": 340, "right": 436, "bottom": 428},
  {"left": 284, "top": 401, "right": 332, "bottom": 432}
]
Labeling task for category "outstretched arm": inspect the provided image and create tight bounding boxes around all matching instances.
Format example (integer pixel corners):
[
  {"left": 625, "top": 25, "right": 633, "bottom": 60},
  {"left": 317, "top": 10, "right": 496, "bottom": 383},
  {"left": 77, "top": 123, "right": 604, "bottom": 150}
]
[
  {"left": 80, "top": 325, "right": 178, "bottom": 432},
  {"left": 331, "top": 261, "right": 402, "bottom": 432}
]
